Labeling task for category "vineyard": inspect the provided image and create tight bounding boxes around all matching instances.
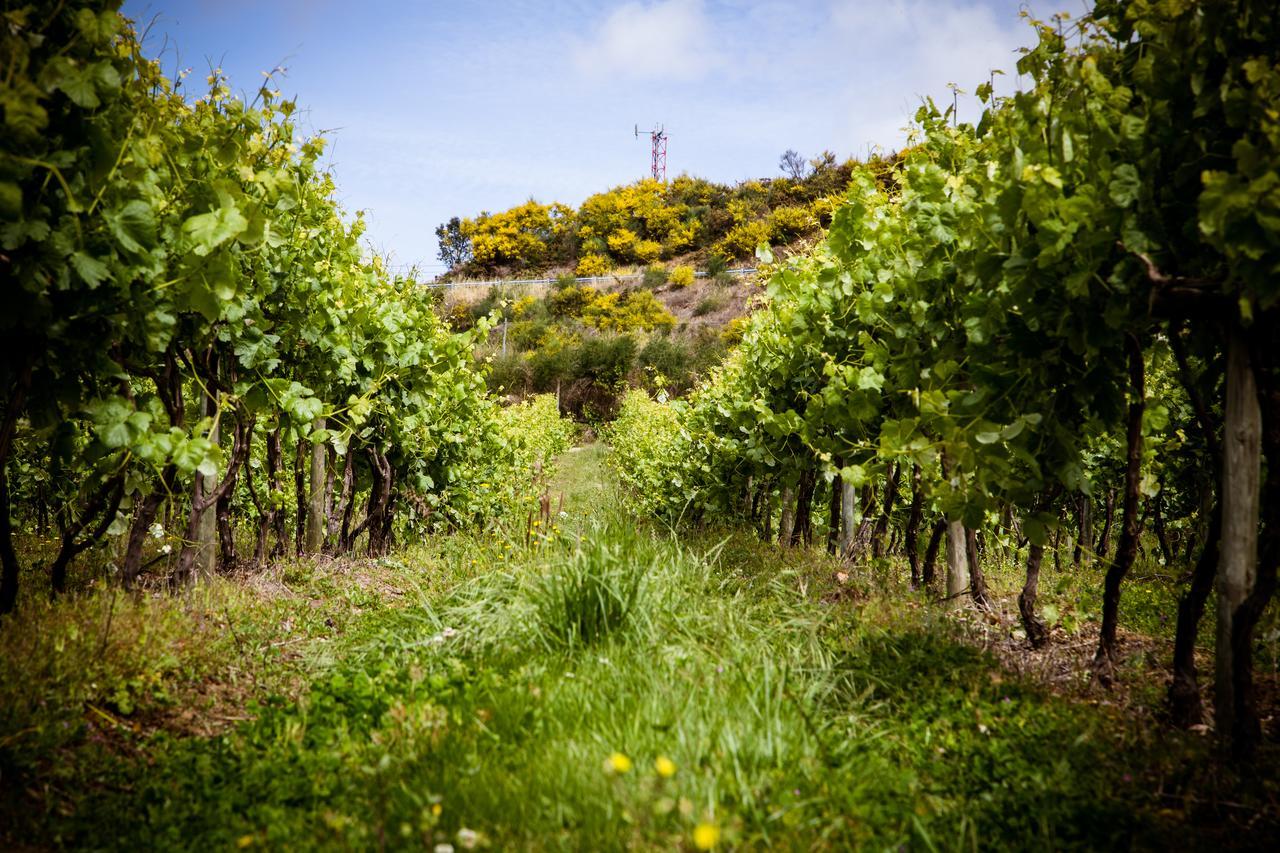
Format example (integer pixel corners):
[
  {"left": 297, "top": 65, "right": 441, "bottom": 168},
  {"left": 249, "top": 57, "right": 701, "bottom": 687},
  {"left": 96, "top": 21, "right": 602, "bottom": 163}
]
[{"left": 2, "top": 0, "right": 1280, "bottom": 850}]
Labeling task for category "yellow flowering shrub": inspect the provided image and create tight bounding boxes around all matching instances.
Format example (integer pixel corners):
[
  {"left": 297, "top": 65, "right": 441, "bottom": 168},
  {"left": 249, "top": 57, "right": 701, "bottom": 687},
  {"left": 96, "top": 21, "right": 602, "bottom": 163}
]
[
  {"left": 511, "top": 295, "right": 539, "bottom": 318},
  {"left": 548, "top": 283, "right": 599, "bottom": 318},
  {"left": 634, "top": 239, "right": 662, "bottom": 262},
  {"left": 581, "top": 290, "right": 676, "bottom": 332},
  {"left": 715, "top": 219, "right": 774, "bottom": 259},
  {"left": 768, "top": 205, "right": 814, "bottom": 238},
  {"left": 576, "top": 253, "right": 610, "bottom": 277},
  {"left": 669, "top": 265, "right": 696, "bottom": 288},
  {"left": 461, "top": 200, "right": 573, "bottom": 270}
]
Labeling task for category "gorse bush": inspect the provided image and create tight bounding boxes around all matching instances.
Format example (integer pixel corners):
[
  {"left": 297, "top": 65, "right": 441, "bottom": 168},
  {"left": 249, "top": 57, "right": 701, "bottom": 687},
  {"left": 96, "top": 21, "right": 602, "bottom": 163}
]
[
  {"left": 576, "top": 253, "right": 610, "bottom": 277},
  {"left": 581, "top": 289, "right": 676, "bottom": 332},
  {"left": 669, "top": 264, "right": 696, "bottom": 288}
]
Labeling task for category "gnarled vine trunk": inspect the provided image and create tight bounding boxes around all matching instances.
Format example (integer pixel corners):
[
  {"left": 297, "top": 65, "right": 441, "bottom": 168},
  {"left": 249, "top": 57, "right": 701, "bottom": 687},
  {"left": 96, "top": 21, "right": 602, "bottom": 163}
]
[{"left": 1095, "top": 334, "right": 1146, "bottom": 679}]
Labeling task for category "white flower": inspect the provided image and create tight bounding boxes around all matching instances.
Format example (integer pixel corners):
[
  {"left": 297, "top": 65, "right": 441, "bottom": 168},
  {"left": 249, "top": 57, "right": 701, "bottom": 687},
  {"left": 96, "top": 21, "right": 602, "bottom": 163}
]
[
  {"left": 434, "top": 846, "right": 455, "bottom": 853},
  {"left": 456, "top": 828, "right": 479, "bottom": 850},
  {"left": 441, "top": 626, "right": 458, "bottom": 639},
  {"left": 149, "top": 523, "right": 165, "bottom": 539},
  {"left": 161, "top": 544, "right": 172, "bottom": 554}
]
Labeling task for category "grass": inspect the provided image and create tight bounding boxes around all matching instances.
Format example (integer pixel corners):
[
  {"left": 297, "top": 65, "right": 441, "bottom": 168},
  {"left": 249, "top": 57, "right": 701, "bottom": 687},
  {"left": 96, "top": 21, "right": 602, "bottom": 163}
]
[{"left": 1, "top": 447, "right": 1277, "bottom": 850}]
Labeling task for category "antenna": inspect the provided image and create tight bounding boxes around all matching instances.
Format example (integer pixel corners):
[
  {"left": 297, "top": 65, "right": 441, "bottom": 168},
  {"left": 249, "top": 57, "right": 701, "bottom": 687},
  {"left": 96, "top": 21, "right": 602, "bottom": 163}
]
[{"left": 634, "top": 123, "right": 668, "bottom": 182}]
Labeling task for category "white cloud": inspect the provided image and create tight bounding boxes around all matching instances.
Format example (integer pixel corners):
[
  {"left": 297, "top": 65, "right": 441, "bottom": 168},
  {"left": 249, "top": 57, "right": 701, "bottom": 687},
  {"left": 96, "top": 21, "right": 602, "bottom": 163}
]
[
  {"left": 572, "top": 0, "right": 724, "bottom": 82},
  {"left": 821, "top": 0, "right": 1030, "bottom": 150}
]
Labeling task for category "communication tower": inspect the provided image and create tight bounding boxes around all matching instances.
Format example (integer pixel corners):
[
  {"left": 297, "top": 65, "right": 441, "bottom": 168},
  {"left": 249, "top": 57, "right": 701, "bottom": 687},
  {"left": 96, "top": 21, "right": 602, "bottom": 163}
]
[{"left": 634, "top": 124, "right": 668, "bottom": 182}]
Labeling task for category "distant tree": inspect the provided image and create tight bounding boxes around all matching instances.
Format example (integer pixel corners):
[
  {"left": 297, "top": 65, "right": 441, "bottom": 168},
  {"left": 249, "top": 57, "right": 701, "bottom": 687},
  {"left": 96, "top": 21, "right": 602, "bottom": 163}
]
[
  {"left": 808, "top": 150, "right": 838, "bottom": 174},
  {"left": 435, "top": 216, "right": 472, "bottom": 270},
  {"left": 779, "top": 149, "right": 809, "bottom": 180}
]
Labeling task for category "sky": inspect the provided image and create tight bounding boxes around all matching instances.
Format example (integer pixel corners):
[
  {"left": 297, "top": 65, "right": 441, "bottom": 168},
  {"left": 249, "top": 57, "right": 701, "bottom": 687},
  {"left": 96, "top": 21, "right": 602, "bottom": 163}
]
[{"left": 120, "top": 0, "right": 1051, "bottom": 277}]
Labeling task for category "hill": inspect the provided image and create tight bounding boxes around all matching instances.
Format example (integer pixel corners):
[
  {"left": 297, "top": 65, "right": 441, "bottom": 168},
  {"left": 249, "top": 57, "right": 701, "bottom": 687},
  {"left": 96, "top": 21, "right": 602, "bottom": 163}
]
[
  {"left": 434, "top": 150, "right": 900, "bottom": 280},
  {"left": 431, "top": 153, "right": 903, "bottom": 418}
]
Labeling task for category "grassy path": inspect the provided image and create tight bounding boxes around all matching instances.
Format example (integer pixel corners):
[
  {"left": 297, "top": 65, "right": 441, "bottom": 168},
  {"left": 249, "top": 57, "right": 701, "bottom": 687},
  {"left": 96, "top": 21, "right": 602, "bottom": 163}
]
[{"left": 1, "top": 445, "right": 1268, "bottom": 850}]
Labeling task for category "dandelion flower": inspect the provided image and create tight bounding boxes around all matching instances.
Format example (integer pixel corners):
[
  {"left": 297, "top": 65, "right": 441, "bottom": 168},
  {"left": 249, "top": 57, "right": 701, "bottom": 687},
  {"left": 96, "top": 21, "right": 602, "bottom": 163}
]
[
  {"left": 604, "top": 751, "right": 632, "bottom": 774},
  {"left": 654, "top": 756, "right": 676, "bottom": 778},
  {"left": 693, "top": 823, "right": 720, "bottom": 850}
]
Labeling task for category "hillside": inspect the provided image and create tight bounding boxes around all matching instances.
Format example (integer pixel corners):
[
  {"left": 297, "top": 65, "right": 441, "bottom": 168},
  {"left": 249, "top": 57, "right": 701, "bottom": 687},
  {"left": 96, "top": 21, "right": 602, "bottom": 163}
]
[
  {"left": 437, "top": 264, "right": 760, "bottom": 419},
  {"left": 430, "top": 155, "right": 894, "bottom": 418},
  {"left": 434, "top": 151, "right": 898, "bottom": 280}
]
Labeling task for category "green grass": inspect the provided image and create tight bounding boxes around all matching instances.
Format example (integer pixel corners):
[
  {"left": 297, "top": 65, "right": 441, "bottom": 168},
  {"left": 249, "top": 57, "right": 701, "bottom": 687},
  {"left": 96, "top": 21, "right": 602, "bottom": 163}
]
[{"left": 1, "top": 447, "right": 1276, "bottom": 850}]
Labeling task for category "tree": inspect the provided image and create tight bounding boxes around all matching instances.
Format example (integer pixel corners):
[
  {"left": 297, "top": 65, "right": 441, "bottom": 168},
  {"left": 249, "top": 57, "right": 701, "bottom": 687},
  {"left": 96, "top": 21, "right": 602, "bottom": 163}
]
[
  {"left": 435, "top": 216, "right": 472, "bottom": 270},
  {"left": 778, "top": 149, "right": 809, "bottom": 181}
]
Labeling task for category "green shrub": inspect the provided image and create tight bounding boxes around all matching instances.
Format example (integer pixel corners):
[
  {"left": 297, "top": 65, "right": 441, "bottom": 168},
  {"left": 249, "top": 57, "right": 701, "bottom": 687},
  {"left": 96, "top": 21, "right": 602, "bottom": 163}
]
[
  {"left": 574, "top": 336, "right": 636, "bottom": 387},
  {"left": 638, "top": 337, "right": 693, "bottom": 392},
  {"left": 498, "top": 394, "right": 577, "bottom": 473},
  {"left": 529, "top": 344, "right": 574, "bottom": 391},
  {"left": 445, "top": 301, "right": 475, "bottom": 331},
  {"left": 641, "top": 264, "right": 669, "bottom": 289},
  {"left": 485, "top": 352, "right": 530, "bottom": 394},
  {"left": 705, "top": 253, "right": 728, "bottom": 277},
  {"left": 508, "top": 319, "right": 549, "bottom": 351},
  {"left": 693, "top": 291, "right": 730, "bottom": 317}
]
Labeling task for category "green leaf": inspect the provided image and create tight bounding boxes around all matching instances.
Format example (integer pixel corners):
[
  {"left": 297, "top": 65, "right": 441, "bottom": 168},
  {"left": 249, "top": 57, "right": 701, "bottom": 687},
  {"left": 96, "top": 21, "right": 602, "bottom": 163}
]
[
  {"left": 840, "top": 465, "right": 868, "bottom": 488},
  {"left": 1108, "top": 164, "right": 1141, "bottom": 208},
  {"left": 55, "top": 68, "right": 100, "bottom": 109},
  {"left": 71, "top": 251, "right": 110, "bottom": 287},
  {"left": 856, "top": 366, "right": 884, "bottom": 391},
  {"left": 974, "top": 431, "right": 1000, "bottom": 444},
  {"left": 105, "top": 199, "right": 156, "bottom": 254},
  {"left": 183, "top": 205, "right": 248, "bottom": 256}
]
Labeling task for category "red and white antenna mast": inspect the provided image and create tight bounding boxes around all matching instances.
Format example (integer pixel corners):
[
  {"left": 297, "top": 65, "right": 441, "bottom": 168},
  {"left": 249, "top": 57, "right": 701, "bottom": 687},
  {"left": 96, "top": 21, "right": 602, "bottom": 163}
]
[{"left": 634, "top": 123, "right": 668, "bottom": 182}]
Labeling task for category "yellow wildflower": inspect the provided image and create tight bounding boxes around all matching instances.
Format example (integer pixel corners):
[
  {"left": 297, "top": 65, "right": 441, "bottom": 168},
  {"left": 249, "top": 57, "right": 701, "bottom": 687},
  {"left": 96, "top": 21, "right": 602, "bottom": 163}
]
[
  {"left": 654, "top": 755, "right": 676, "bottom": 778},
  {"left": 693, "top": 823, "right": 720, "bottom": 850},
  {"left": 604, "top": 751, "right": 632, "bottom": 774}
]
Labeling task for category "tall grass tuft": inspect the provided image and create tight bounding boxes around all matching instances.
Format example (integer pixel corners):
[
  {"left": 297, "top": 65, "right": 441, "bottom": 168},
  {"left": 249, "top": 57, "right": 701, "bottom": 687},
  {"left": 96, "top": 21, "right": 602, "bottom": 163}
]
[{"left": 530, "top": 522, "right": 649, "bottom": 649}]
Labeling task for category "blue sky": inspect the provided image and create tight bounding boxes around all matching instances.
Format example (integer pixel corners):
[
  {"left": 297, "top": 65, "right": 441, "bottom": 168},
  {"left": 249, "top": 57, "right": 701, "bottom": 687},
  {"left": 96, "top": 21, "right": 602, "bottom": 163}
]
[{"left": 120, "top": 0, "right": 1046, "bottom": 276}]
